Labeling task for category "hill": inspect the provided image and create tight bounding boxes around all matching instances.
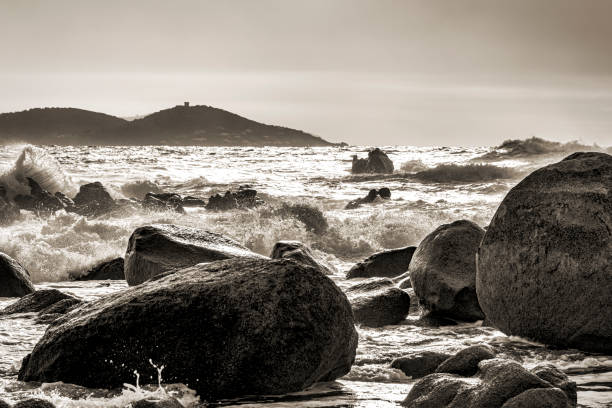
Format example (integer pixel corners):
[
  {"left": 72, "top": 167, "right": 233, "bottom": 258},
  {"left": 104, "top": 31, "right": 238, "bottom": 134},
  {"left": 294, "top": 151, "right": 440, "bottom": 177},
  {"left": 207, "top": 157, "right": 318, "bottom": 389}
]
[
  {"left": 0, "top": 108, "right": 127, "bottom": 145},
  {"left": 0, "top": 105, "right": 333, "bottom": 146}
]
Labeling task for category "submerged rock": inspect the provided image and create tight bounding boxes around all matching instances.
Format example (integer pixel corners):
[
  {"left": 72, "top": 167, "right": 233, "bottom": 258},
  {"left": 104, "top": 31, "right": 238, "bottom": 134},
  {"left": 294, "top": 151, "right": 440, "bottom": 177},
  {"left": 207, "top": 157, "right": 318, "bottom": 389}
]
[
  {"left": 346, "top": 246, "right": 416, "bottom": 279},
  {"left": 18, "top": 258, "right": 358, "bottom": 400},
  {"left": 391, "top": 351, "right": 452, "bottom": 379},
  {"left": 182, "top": 196, "right": 206, "bottom": 207},
  {"left": 129, "top": 398, "right": 183, "bottom": 408},
  {"left": 124, "top": 224, "right": 266, "bottom": 285},
  {"left": 351, "top": 148, "right": 394, "bottom": 174},
  {"left": 0, "top": 252, "right": 35, "bottom": 297},
  {"left": 1, "top": 289, "right": 78, "bottom": 315},
  {"left": 345, "top": 188, "right": 392, "bottom": 210},
  {"left": 402, "top": 359, "right": 575, "bottom": 408},
  {"left": 270, "top": 241, "right": 335, "bottom": 275},
  {"left": 74, "top": 258, "right": 125, "bottom": 281},
  {"left": 345, "top": 278, "right": 411, "bottom": 327},
  {"left": 206, "top": 187, "right": 263, "bottom": 211},
  {"left": 13, "top": 178, "right": 65, "bottom": 213},
  {"left": 477, "top": 152, "right": 612, "bottom": 353},
  {"left": 410, "top": 220, "right": 485, "bottom": 321}
]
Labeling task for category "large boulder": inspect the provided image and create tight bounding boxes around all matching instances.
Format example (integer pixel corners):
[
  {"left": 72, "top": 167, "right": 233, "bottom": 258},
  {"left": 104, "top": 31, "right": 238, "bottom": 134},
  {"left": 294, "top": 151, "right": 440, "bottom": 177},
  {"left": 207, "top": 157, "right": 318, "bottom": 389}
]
[
  {"left": 351, "top": 148, "right": 394, "bottom": 174},
  {"left": 18, "top": 258, "right": 358, "bottom": 400},
  {"left": 402, "top": 359, "right": 575, "bottom": 408},
  {"left": 124, "top": 224, "right": 266, "bottom": 285},
  {"left": 0, "top": 252, "right": 35, "bottom": 297},
  {"left": 477, "top": 152, "right": 612, "bottom": 352},
  {"left": 345, "top": 278, "right": 411, "bottom": 327},
  {"left": 410, "top": 220, "right": 485, "bottom": 321},
  {"left": 346, "top": 246, "right": 416, "bottom": 279},
  {"left": 270, "top": 241, "right": 335, "bottom": 275},
  {"left": 74, "top": 258, "right": 125, "bottom": 281}
]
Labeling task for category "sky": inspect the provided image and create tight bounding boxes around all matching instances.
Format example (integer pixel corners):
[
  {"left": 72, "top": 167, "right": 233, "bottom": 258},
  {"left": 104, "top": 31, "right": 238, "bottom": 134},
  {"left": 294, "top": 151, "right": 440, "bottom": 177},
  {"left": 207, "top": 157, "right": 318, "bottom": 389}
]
[{"left": 1, "top": 0, "right": 611, "bottom": 146}]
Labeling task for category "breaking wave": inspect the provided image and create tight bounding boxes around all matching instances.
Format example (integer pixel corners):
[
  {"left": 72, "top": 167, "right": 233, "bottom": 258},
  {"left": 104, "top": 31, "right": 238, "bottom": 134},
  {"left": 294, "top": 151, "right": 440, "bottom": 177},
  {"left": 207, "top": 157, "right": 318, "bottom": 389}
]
[
  {"left": 413, "top": 163, "right": 518, "bottom": 183},
  {"left": 0, "top": 145, "right": 77, "bottom": 198},
  {"left": 476, "top": 137, "right": 609, "bottom": 161}
]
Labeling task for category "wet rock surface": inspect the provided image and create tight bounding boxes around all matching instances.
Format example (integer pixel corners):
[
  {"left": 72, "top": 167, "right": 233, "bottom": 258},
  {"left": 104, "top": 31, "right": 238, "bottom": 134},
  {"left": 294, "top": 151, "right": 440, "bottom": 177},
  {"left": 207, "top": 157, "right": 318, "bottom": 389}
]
[
  {"left": 270, "top": 240, "right": 335, "bottom": 275},
  {"left": 410, "top": 220, "right": 485, "bottom": 321},
  {"left": 0, "top": 252, "right": 35, "bottom": 297},
  {"left": 73, "top": 258, "right": 125, "bottom": 281},
  {"left": 351, "top": 148, "right": 394, "bottom": 174},
  {"left": 124, "top": 224, "right": 266, "bottom": 285},
  {"left": 347, "top": 246, "right": 415, "bottom": 279},
  {"left": 345, "top": 278, "right": 411, "bottom": 327},
  {"left": 18, "top": 258, "right": 358, "bottom": 401},
  {"left": 477, "top": 152, "right": 612, "bottom": 352}
]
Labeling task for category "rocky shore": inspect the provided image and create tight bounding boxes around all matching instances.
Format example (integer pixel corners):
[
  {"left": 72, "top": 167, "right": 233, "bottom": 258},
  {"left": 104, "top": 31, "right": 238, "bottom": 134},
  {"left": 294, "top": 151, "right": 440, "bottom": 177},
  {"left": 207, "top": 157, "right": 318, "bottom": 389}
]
[{"left": 0, "top": 151, "right": 610, "bottom": 407}]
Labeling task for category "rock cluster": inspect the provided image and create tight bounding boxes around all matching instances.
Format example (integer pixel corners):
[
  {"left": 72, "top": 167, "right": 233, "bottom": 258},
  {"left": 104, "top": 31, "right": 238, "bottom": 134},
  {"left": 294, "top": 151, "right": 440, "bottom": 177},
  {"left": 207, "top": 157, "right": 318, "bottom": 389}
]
[
  {"left": 351, "top": 148, "right": 394, "bottom": 174},
  {"left": 345, "top": 187, "right": 392, "bottom": 209},
  {"left": 206, "top": 187, "right": 263, "bottom": 211}
]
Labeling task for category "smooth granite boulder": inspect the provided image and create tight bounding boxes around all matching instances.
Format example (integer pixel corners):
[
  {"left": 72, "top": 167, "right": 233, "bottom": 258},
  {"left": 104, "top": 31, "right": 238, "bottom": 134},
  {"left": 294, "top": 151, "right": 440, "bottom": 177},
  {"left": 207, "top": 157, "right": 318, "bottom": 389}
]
[
  {"left": 410, "top": 220, "right": 485, "bottom": 321},
  {"left": 19, "top": 258, "right": 358, "bottom": 400},
  {"left": 477, "top": 152, "right": 612, "bottom": 352},
  {"left": 345, "top": 278, "right": 411, "bottom": 327},
  {"left": 270, "top": 241, "right": 335, "bottom": 275}
]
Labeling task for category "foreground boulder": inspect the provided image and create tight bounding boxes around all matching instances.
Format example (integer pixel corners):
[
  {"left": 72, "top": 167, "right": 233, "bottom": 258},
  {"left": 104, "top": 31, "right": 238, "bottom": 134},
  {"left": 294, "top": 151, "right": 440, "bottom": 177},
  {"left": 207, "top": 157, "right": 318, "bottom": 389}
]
[
  {"left": 124, "top": 224, "right": 266, "bottom": 285},
  {"left": 347, "top": 246, "right": 416, "bottom": 279},
  {"left": 74, "top": 258, "right": 125, "bottom": 281},
  {"left": 0, "top": 252, "right": 35, "bottom": 297},
  {"left": 351, "top": 148, "right": 394, "bottom": 174},
  {"left": 18, "top": 258, "right": 358, "bottom": 400},
  {"left": 402, "top": 359, "right": 576, "bottom": 408},
  {"left": 270, "top": 241, "right": 335, "bottom": 275},
  {"left": 477, "top": 152, "right": 612, "bottom": 353},
  {"left": 345, "top": 278, "right": 411, "bottom": 327},
  {"left": 410, "top": 220, "right": 485, "bottom": 321}
]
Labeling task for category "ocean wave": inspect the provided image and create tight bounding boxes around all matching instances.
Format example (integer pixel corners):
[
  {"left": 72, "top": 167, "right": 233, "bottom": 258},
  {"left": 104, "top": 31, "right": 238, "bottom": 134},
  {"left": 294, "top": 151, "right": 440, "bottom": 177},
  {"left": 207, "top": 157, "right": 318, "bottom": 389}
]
[
  {"left": 413, "top": 163, "right": 518, "bottom": 183},
  {"left": 120, "top": 179, "right": 164, "bottom": 200},
  {"left": 400, "top": 159, "right": 430, "bottom": 173},
  {"left": 477, "top": 137, "right": 609, "bottom": 161},
  {"left": 0, "top": 145, "right": 77, "bottom": 199}
]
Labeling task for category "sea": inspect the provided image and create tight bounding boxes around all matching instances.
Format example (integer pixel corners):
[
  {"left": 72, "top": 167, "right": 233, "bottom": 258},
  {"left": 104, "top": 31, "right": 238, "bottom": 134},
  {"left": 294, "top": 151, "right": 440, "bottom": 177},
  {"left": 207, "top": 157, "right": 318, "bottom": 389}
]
[{"left": 0, "top": 142, "right": 610, "bottom": 407}]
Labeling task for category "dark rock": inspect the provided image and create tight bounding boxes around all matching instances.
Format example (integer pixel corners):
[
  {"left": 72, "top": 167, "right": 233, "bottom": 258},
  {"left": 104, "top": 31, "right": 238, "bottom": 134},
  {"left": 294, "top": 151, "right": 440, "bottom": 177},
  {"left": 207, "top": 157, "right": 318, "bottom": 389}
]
[
  {"left": 501, "top": 388, "right": 572, "bottom": 408},
  {"left": 206, "top": 188, "right": 263, "bottom": 211},
  {"left": 531, "top": 364, "right": 577, "bottom": 406},
  {"left": 345, "top": 188, "right": 391, "bottom": 210},
  {"left": 351, "top": 148, "right": 394, "bottom": 174},
  {"left": 278, "top": 203, "right": 328, "bottom": 234},
  {"left": 124, "top": 224, "right": 266, "bottom": 285},
  {"left": 71, "top": 182, "right": 115, "bottom": 216},
  {"left": 18, "top": 258, "right": 358, "bottom": 401},
  {"left": 12, "top": 399, "right": 56, "bottom": 408},
  {"left": 435, "top": 345, "right": 495, "bottom": 376},
  {"left": 345, "top": 278, "right": 411, "bottom": 327},
  {"left": 1, "top": 289, "right": 78, "bottom": 315},
  {"left": 13, "top": 178, "right": 65, "bottom": 213},
  {"left": 391, "top": 351, "right": 452, "bottom": 379},
  {"left": 0, "top": 401, "right": 7, "bottom": 408},
  {"left": 55, "top": 192, "right": 74, "bottom": 207},
  {"left": 74, "top": 258, "right": 125, "bottom": 281},
  {"left": 410, "top": 220, "right": 485, "bottom": 321},
  {"left": 402, "top": 359, "right": 572, "bottom": 408},
  {"left": 143, "top": 193, "right": 185, "bottom": 214},
  {"left": 234, "top": 187, "right": 261, "bottom": 207},
  {"left": 477, "top": 152, "right": 612, "bottom": 353},
  {"left": 182, "top": 196, "right": 206, "bottom": 207},
  {"left": 378, "top": 187, "right": 391, "bottom": 198},
  {"left": 347, "top": 246, "right": 416, "bottom": 279},
  {"left": 35, "top": 297, "right": 83, "bottom": 324},
  {"left": 271, "top": 241, "right": 334, "bottom": 275},
  {"left": 130, "top": 397, "right": 183, "bottom": 408},
  {"left": 0, "top": 252, "right": 35, "bottom": 297}
]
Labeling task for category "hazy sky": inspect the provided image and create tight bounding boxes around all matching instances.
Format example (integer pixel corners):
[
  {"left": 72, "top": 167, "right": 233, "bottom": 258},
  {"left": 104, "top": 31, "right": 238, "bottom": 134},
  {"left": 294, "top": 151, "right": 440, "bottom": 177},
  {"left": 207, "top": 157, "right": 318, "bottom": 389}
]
[{"left": 1, "top": 0, "right": 612, "bottom": 146}]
